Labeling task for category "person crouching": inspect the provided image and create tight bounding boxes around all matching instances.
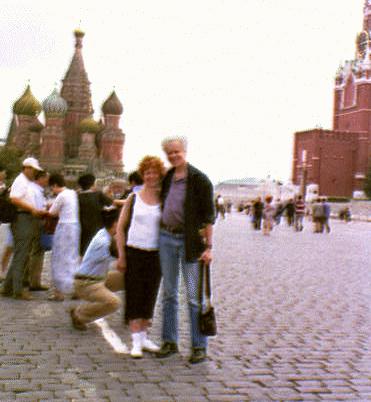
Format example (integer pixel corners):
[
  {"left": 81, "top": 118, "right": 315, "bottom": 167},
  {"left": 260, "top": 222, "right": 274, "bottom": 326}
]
[{"left": 70, "top": 208, "right": 124, "bottom": 331}]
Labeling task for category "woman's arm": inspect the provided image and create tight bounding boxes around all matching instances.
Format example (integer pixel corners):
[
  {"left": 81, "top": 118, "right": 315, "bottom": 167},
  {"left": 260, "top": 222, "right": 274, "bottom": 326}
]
[{"left": 115, "top": 194, "right": 133, "bottom": 272}]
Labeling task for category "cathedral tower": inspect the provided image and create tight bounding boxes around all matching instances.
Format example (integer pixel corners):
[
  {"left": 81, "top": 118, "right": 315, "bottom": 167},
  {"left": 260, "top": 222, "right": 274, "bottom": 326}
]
[
  {"left": 100, "top": 91, "right": 125, "bottom": 174},
  {"left": 8, "top": 85, "right": 42, "bottom": 155},
  {"left": 61, "top": 29, "right": 93, "bottom": 159},
  {"left": 40, "top": 89, "right": 68, "bottom": 171}
]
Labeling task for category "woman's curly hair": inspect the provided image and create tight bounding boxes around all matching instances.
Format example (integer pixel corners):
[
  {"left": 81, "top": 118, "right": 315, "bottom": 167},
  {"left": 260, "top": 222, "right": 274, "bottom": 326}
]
[{"left": 137, "top": 155, "right": 166, "bottom": 178}]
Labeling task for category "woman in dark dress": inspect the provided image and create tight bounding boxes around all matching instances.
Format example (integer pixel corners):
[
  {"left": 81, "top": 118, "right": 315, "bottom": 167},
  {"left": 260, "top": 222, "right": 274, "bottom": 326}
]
[{"left": 78, "top": 174, "right": 112, "bottom": 256}]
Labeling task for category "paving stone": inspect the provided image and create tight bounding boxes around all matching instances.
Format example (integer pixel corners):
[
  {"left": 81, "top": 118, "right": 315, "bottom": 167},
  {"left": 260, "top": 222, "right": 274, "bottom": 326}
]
[{"left": 0, "top": 217, "right": 371, "bottom": 401}]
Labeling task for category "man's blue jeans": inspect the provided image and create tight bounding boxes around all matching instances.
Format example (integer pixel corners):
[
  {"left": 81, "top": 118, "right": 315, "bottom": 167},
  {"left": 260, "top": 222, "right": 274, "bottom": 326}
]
[{"left": 159, "top": 229, "right": 207, "bottom": 349}]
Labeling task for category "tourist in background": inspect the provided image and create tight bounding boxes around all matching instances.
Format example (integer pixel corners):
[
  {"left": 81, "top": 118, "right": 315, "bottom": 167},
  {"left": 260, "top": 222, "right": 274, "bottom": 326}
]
[
  {"left": 1, "top": 158, "right": 46, "bottom": 300},
  {"left": 285, "top": 198, "right": 295, "bottom": 227},
  {"left": 262, "top": 195, "right": 275, "bottom": 235},
  {"left": 322, "top": 197, "right": 331, "bottom": 233},
  {"left": 0, "top": 166, "right": 12, "bottom": 281},
  {"left": 26, "top": 170, "right": 49, "bottom": 291},
  {"left": 78, "top": 174, "right": 113, "bottom": 256},
  {"left": 294, "top": 195, "right": 306, "bottom": 232},
  {"left": 116, "top": 156, "right": 164, "bottom": 359},
  {"left": 252, "top": 197, "right": 264, "bottom": 230},
  {"left": 215, "top": 194, "right": 225, "bottom": 219},
  {"left": 48, "top": 173, "right": 80, "bottom": 301},
  {"left": 274, "top": 198, "right": 284, "bottom": 225},
  {"left": 312, "top": 198, "right": 324, "bottom": 233},
  {"left": 155, "top": 136, "right": 215, "bottom": 364}
]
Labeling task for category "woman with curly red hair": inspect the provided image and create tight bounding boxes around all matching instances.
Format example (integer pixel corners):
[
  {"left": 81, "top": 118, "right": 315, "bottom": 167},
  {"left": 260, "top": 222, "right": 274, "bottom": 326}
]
[{"left": 116, "top": 156, "right": 165, "bottom": 358}]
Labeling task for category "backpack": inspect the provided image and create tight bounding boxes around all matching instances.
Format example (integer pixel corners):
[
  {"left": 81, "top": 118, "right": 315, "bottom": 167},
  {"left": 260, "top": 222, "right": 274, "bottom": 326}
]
[{"left": 0, "top": 189, "right": 17, "bottom": 223}]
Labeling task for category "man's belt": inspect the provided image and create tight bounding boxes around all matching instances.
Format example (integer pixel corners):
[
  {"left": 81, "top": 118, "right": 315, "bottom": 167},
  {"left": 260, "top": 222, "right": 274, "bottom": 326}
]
[
  {"left": 160, "top": 222, "right": 184, "bottom": 234},
  {"left": 75, "top": 274, "right": 104, "bottom": 282}
]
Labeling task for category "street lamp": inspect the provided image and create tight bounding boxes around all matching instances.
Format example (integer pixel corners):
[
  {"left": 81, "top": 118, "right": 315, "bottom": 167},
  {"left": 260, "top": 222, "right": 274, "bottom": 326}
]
[{"left": 300, "top": 150, "right": 308, "bottom": 201}]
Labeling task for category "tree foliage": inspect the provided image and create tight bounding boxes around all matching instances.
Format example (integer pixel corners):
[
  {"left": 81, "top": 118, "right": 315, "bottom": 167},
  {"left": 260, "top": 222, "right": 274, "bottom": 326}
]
[{"left": 0, "top": 145, "right": 23, "bottom": 185}]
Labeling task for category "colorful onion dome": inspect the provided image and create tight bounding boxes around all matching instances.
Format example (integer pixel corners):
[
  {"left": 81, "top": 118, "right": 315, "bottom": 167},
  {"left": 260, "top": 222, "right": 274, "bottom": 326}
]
[
  {"left": 13, "top": 85, "right": 42, "bottom": 116},
  {"left": 43, "top": 89, "right": 68, "bottom": 117},
  {"left": 29, "top": 120, "right": 44, "bottom": 132},
  {"left": 79, "top": 117, "right": 102, "bottom": 134},
  {"left": 74, "top": 28, "right": 85, "bottom": 38},
  {"left": 102, "top": 91, "right": 123, "bottom": 115}
]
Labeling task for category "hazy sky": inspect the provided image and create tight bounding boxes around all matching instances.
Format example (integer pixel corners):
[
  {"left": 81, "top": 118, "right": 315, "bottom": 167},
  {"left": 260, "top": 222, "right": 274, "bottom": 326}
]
[{"left": 0, "top": 0, "right": 365, "bottom": 183}]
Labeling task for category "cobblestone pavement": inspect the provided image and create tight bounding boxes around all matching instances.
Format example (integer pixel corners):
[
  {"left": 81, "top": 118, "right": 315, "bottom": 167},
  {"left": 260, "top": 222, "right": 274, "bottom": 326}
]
[{"left": 0, "top": 214, "right": 370, "bottom": 401}]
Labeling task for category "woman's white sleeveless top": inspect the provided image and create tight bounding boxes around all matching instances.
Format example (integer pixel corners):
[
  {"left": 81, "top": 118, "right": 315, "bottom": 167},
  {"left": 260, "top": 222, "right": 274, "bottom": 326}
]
[{"left": 126, "top": 194, "right": 161, "bottom": 250}]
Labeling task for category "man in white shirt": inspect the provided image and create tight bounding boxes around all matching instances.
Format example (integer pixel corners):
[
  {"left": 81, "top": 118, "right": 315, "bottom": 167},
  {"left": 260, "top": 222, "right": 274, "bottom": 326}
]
[
  {"left": 1, "top": 157, "right": 46, "bottom": 300},
  {"left": 26, "top": 170, "right": 49, "bottom": 291}
]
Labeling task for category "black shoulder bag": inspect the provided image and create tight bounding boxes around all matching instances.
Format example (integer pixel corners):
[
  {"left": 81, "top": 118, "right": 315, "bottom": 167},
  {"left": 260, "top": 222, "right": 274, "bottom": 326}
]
[{"left": 199, "top": 261, "right": 217, "bottom": 336}]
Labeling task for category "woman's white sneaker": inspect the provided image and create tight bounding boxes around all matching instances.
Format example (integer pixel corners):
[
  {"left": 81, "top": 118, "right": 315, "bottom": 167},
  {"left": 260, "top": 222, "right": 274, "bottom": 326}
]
[
  {"left": 130, "top": 333, "right": 143, "bottom": 358},
  {"left": 142, "top": 338, "right": 160, "bottom": 352}
]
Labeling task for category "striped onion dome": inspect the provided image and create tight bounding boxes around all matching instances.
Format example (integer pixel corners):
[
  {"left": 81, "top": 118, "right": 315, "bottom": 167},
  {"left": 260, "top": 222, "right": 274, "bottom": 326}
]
[
  {"left": 13, "top": 85, "right": 42, "bottom": 116},
  {"left": 43, "top": 89, "right": 68, "bottom": 117},
  {"left": 102, "top": 91, "right": 123, "bottom": 115},
  {"left": 79, "top": 117, "right": 102, "bottom": 134}
]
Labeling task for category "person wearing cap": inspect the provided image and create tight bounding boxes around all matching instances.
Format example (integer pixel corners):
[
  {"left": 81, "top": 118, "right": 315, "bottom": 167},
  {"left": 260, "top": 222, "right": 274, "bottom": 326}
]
[{"left": 1, "top": 157, "right": 47, "bottom": 300}]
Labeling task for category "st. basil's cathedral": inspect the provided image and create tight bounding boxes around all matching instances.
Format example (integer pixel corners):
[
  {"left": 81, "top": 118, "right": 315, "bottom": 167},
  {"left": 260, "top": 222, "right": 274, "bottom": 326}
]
[
  {"left": 293, "top": 1, "right": 371, "bottom": 197},
  {"left": 5, "top": 29, "right": 125, "bottom": 182}
]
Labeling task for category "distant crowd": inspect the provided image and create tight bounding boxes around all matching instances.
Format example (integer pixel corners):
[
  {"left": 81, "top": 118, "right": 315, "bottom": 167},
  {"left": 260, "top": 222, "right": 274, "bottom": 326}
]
[{"left": 215, "top": 194, "right": 336, "bottom": 235}]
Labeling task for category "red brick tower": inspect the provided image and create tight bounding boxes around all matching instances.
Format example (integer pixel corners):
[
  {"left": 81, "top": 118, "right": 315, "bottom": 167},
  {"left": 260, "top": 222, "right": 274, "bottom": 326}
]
[
  {"left": 100, "top": 91, "right": 125, "bottom": 174},
  {"left": 40, "top": 89, "right": 68, "bottom": 171},
  {"left": 292, "top": 1, "right": 371, "bottom": 197},
  {"left": 61, "top": 29, "right": 93, "bottom": 159}
]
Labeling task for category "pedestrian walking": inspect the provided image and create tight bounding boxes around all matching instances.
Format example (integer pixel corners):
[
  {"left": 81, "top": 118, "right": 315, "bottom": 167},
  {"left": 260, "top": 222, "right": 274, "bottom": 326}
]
[
  {"left": 116, "top": 156, "right": 164, "bottom": 359},
  {"left": 1, "top": 157, "right": 46, "bottom": 300},
  {"left": 252, "top": 197, "right": 264, "bottom": 230},
  {"left": 312, "top": 198, "right": 324, "bottom": 233},
  {"left": 262, "top": 195, "right": 275, "bottom": 235},
  {"left": 155, "top": 136, "right": 215, "bottom": 364},
  {"left": 294, "top": 195, "right": 305, "bottom": 232},
  {"left": 70, "top": 208, "right": 124, "bottom": 331},
  {"left": 285, "top": 199, "right": 295, "bottom": 227},
  {"left": 274, "top": 198, "right": 284, "bottom": 225},
  {"left": 215, "top": 195, "right": 225, "bottom": 219},
  {"left": 322, "top": 197, "right": 331, "bottom": 233},
  {"left": 48, "top": 174, "right": 80, "bottom": 301}
]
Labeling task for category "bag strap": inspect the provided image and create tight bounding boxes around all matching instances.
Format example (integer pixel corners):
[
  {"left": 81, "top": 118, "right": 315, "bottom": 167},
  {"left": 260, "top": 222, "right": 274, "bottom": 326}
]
[
  {"left": 124, "top": 193, "right": 136, "bottom": 236},
  {"left": 199, "top": 261, "right": 212, "bottom": 309}
]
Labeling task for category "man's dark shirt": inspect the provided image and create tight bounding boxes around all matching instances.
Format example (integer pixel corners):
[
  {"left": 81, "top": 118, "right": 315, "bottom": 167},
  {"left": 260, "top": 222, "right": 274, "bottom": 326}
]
[
  {"left": 78, "top": 191, "right": 112, "bottom": 256},
  {"left": 160, "top": 163, "right": 215, "bottom": 262}
]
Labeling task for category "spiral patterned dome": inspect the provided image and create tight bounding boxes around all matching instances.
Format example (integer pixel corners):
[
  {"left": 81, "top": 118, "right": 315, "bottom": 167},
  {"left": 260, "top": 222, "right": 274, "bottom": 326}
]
[
  {"left": 102, "top": 91, "right": 123, "bottom": 115},
  {"left": 79, "top": 117, "right": 102, "bottom": 134},
  {"left": 43, "top": 89, "right": 68, "bottom": 117},
  {"left": 13, "top": 85, "right": 42, "bottom": 116}
]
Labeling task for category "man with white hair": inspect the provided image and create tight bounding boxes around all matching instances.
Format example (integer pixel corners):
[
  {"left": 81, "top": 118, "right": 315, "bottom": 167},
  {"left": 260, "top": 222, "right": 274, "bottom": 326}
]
[
  {"left": 1, "top": 157, "right": 46, "bottom": 300},
  {"left": 156, "top": 136, "right": 215, "bottom": 364}
]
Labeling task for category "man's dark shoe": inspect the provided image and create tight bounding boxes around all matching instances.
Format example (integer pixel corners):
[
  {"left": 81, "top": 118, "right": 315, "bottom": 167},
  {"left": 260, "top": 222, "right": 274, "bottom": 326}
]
[
  {"left": 13, "top": 291, "right": 33, "bottom": 301},
  {"left": 29, "top": 285, "right": 49, "bottom": 291},
  {"left": 0, "top": 287, "right": 12, "bottom": 297},
  {"left": 70, "top": 307, "right": 87, "bottom": 331},
  {"left": 189, "top": 347, "right": 207, "bottom": 364},
  {"left": 155, "top": 342, "right": 179, "bottom": 358}
]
